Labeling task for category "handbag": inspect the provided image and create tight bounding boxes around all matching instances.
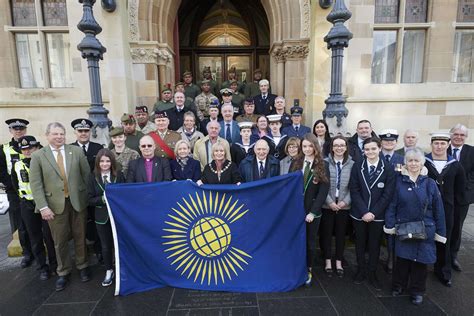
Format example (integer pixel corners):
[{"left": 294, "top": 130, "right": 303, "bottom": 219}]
[{"left": 395, "top": 181, "right": 428, "bottom": 241}]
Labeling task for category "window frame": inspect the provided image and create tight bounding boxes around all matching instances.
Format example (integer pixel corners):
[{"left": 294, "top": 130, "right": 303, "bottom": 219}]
[
  {"left": 6, "top": 0, "right": 70, "bottom": 89},
  {"left": 453, "top": 1, "right": 474, "bottom": 83},
  {"left": 372, "top": 0, "right": 432, "bottom": 84}
]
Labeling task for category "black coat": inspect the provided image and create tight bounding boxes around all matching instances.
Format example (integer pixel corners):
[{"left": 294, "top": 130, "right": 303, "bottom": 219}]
[
  {"left": 230, "top": 142, "right": 255, "bottom": 166},
  {"left": 239, "top": 155, "right": 280, "bottom": 182},
  {"left": 349, "top": 158, "right": 396, "bottom": 221},
  {"left": 170, "top": 158, "right": 201, "bottom": 182},
  {"left": 87, "top": 171, "right": 124, "bottom": 224},
  {"left": 166, "top": 106, "right": 199, "bottom": 131},
  {"left": 201, "top": 160, "right": 242, "bottom": 184},
  {"left": 347, "top": 132, "right": 379, "bottom": 163},
  {"left": 262, "top": 134, "right": 289, "bottom": 160},
  {"left": 70, "top": 141, "right": 103, "bottom": 172},
  {"left": 303, "top": 161, "right": 330, "bottom": 217},
  {"left": 0, "top": 138, "right": 21, "bottom": 191},
  {"left": 253, "top": 94, "right": 276, "bottom": 115},
  {"left": 126, "top": 157, "right": 172, "bottom": 183},
  {"left": 448, "top": 145, "right": 474, "bottom": 204},
  {"left": 425, "top": 154, "right": 466, "bottom": 211}
]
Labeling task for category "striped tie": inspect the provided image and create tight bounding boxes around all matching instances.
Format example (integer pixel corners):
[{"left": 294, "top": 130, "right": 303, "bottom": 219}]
[
  {"left": 336, "top": 161, "right": 342, "bottom": 190},
  {"left": 368, "top": 165, "right": 377, "bottom": 186}
]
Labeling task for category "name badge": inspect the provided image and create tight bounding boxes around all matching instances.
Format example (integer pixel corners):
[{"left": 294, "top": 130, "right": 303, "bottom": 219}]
[
  {"left": 408, "top": 187, "right": 412, "bottom": 191},
  {"left": 377, "top": 182, "right": 385, "bottom": 188}
]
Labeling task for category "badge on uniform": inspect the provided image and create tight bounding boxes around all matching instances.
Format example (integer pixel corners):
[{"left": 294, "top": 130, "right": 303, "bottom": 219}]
[
  {"left": 377, "top": 182, "right": 385, "bottom": 188},
  {"left": 408, "top": 187, "right": 412, "bottom": 191}
]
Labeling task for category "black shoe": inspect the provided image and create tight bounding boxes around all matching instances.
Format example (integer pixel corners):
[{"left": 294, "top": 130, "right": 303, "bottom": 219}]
[
  {"left": 391, "top": 287, "right": 403, "bottom": 297},
  {"left": 101, "top": 270, "right": 114, "bottom": 287},
  {"left": 444, "top": 279, "right": 452, "bottom": 287},
  {"left": 55, "top": 276, "right": 68, "bottom": 291},
  {"left": 39, "top": 268, "right": 50, "bottom": 281},
  {"left": 336, "top": 268, "right": 344, "bottom": 278},
  {"left": 411, "top": 295, "right": 423, "bottom": 305},
  {"left": 324, "top": 267, "right": 333, "bottom": 277},
  {"left": 353, "top": 270, "right": 365, "bottom": 284},
  {"left": 79, "top": 267, "right": 91, "bottom": 282},
  {"left": 368, "top": 272, "right": 382, "bottom": 290},
  {"left": 452, "top": 259, "right": 462, "bottom": 272},
  {"left": 20, "top": 257, "right": 33, "bottom": 269}
]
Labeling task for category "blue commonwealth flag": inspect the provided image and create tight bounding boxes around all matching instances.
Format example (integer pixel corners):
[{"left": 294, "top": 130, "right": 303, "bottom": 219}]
[{"left": 105, "top": 172, "right": 307, "bottom": 296}]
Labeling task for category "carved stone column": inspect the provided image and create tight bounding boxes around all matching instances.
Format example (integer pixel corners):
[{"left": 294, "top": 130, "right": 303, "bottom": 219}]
[{"left": 271, "top": 45, "right": 286, "bottom": 96}]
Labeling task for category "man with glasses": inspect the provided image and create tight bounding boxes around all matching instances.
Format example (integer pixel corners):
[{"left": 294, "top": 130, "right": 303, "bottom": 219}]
[
  {"left": 126, "top": 135, "right": 172, "bottom": 183},
  {"left": 448, "top": 124, "right": 473, "bottom": 272}
]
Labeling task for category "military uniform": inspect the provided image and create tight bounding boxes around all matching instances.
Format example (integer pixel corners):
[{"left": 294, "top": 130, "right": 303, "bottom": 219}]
[
  {"left": 12, "top": 136, "right": 56, "bottom": 277},
  {"left": 137, "top": 120, "right": 156, "bottom": 135},
  {"left": 276, "top": 112, "right": 292, "bottom": 129},
  {"left": 244, "top": 81, "right": 260, "bottom": 98},
  {"left": 153, "top": 100, "right": 174, "bottom": 113},
  {"left": 153, "top": 129, "right": 181, "bottom": 159},
  {"left": 0, "top": 119, "right": 32, "bottom": 266},
  {"left": 109, "top": 127, "right": 140, "bottom": 178},
  {"left": 232, "top": 91, "right": 245, "bottom": 109},
  {"left": 198, "top": 79, "right": 219, "bottom": 97},
  {"left": 195, "top": 92, "right": 219, "bottom": 121},
  {"left": 184, "top": 83, "right": 201, "bottom": 100},
  {"left": 222, "top": 80, "right": 244, "bottom": 94}
]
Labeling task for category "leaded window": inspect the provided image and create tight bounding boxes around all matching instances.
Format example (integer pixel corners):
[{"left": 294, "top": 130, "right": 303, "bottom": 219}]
[
  {"left": 12, "top": 0, "right": 37, "bottom": 26},
  {"left": 42, "top": 0, "right": 68, "bottom": 26},
  {"left": 453, "top": 30, "right": 474, "bottom": 82},
  {"left": 457, "top": 0, "right": 474, "bottom": 23},
  {"left": 374, "top": 0, "right": 399, "bottom": 24},
  {"left": 405, "top": 0, "right": 427, "bottom": 23}
]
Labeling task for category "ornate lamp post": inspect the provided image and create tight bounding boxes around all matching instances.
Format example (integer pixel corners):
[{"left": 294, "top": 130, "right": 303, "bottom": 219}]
[
  {"left": 322, "top": 0, "right": 353, "bottom": 136},
  {"left": 77, "top": 0, "right": 110, "bottom": 144}
]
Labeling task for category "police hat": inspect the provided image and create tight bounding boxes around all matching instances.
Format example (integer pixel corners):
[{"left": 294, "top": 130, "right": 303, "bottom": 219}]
[
  {"left": 154, "top": 111, "right": 168, "bottom": 119},
  {"left": 379, "top": 129, "right": 399, "bottom": 141},
  {"left": 18, "top": 135, "right": 40, "bottom": 149},
  {"left": 109, "top": 127, "right": 124, "bottom": 137},
  {"left": 430, "top": 132, "right": 450, "bottom": 142},
  {"left": 135, "top": 106, "right": 148, "bottom": 114},
  {"left": 267, "top": 114, "right": 282, "bottom": 123},
  {"left": 290, "top": 106, "right": 303, "bottom": 116},
  {"left": 220, "top": 88, "right": 233, "bottom": 96},
  {"left": 238, "top": 121, "right": 253, "bottom": 130},
  {"left": 209, "top": 99, "right": 220, "bottom": 109},
  {"left": 120, "top": 113, "right": 136, "bottom": 123},
  {"left": 71, "top": 118, "right": 93, "bottom": 130},
  {"left": 5, "top": 118, "right": 29, "bottom": 130}
]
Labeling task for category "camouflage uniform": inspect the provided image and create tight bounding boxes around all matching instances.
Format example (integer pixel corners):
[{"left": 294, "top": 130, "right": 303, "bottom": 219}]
[{"left": 112, "top": 146, "right": 140, "bottom": 178}]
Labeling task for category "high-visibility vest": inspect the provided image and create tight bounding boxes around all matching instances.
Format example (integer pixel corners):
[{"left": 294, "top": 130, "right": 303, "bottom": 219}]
[
  {"left": 3, "top": 142, "right": 24, "bottom": 175},
  {"left": 14, "top": 160, "right": 33, "bottom": 200}
]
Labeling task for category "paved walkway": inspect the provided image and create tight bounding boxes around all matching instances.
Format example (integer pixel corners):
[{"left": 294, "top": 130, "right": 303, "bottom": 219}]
[{"left": 0, "top": 207, "right": 473, "bottom": 315}]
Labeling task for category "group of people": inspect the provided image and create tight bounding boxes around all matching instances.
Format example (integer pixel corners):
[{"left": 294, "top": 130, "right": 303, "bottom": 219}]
[{"left": 0, "top": 76, "right": 472, "bottom": 306}]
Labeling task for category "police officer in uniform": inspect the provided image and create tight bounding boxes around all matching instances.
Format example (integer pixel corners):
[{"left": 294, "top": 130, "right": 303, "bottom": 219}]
[
  {"left": 0, "top": 118, "right": 33, "bottom": 268},
  {"left": 70, "top": 118, "right": 104, "bottom": 262},
  {"left": 12, "top": 136, "right": 56, "bottom": 280}
]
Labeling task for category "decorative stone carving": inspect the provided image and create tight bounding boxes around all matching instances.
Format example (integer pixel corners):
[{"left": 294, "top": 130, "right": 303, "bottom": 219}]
[
  {"left": 130, "top": 46, "right": 172, "bottom": 64},
  {"left": 271, "top": 47, "right": 286, "bottom": 63},
  {"left": 300, "top": 0, "right": 311, "bottom": 39},
  {"left": 282, "top": 44, "right": 309, "bottom": 59},
  {"left": 128, "top": 0, "right": 139, "bottom": 41}
]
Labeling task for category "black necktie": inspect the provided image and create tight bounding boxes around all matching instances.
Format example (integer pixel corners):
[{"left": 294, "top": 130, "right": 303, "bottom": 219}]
[
  {"left": 368, "top": 165, "right": 376, "bottom": 186},
  {"left": 336, "top": 161, "right": 342, "bottom": 190},
  {"left": 226, "top": 123, "right": 232, "bottom": 143},
  {"left": 82, "top": 144, "right": 87, "bottom": 155},
  {"left": 259, "top": 161, "right": 265, "bottom": 179},
  {"left": 103, "top": 175, "right": 109, "bottom": 186},
  {"left": 295, "top": 126, "right": 299, "bottom": 133},
  {"left": 453, "top": 148, "right": 459, "bottom": 161},
  {"left": 385, "top": 154, "right": 391, "bottom": 163}
]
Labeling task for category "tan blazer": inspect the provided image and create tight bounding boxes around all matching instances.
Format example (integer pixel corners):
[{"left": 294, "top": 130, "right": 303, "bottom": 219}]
[
  {"left": 193, "top": 136, "right": 231, "bottom": 171},
  {"left": 30, "top": 144, "right": 90, "bottom": 214}
]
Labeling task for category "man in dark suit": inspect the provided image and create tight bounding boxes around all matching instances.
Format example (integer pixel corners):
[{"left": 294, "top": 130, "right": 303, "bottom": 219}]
[
  {"left": 30, "top": 122, "right": 91, "bottom": 291},
  {"left": 69, "top": 118, "right": 104, "bottom": 262},
  {"left": 281, "top": 106, "right": 311, "bottom": 139},
  {"left": 348, "top": 120, "right": 378, "bottom": 163},
  {"left": 219, "top": 104, "right": 241, "bottom": 145},
  {"left": 253, "top": 79, "right": 276, "bottom": 115},
  {"left": 126, "top": 135, "right": 172, "bottom": 183},
  {"left": 167, "top": 92, "right": 198, "bottom": 131},
  {"left": 395, "top": 129, "right": 419, "bottom": 156},
  {"left": 425, "top": 132, "right": 466, "bottom": 287},
  {"left": 239, "top": 139, "right": 280, "bottom": 182},
  {"left": 448, "top": 124, "right": 473, "bottom": 272}
]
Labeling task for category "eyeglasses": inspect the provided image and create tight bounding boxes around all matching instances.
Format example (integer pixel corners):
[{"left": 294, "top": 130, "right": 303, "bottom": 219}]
[
  {"left": 288, "top": 145, "right": 298, "bottom": 149},
  {"left": 140, "top": 144, "right": 153, "bottom": 148}
]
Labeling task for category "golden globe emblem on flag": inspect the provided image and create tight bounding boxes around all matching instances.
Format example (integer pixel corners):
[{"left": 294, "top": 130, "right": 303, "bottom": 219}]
[{"left": 162, "top": 192, "right": 252, "bottom": 285}]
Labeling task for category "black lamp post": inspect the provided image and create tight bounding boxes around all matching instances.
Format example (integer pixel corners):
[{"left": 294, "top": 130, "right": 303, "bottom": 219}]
[
  {"left": 77, "top": 0, "right": 110, "bottom": 137},
  {"left": 322, "top": 0, "right": 353, "bottom": 132}
]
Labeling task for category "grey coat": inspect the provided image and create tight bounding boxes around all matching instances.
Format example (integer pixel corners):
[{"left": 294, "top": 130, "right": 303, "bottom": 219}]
[{"left": 323, "top": 155, "right": 354, "bottom": 210}]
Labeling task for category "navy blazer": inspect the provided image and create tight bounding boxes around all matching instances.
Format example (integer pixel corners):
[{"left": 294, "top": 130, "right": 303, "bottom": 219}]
[
  {"left": 281, "top": 125, "right": 311, "bottom": 140},
  {"left": 239, "top": 155, "right": 280, "bottom": 182},
  {"left": 253, "top": 93, "right": 276, "bottom": 115},
  {"left": 349, "top": 158, "right": 396, "bottom": 221},
  {"left": 170, "top": 158, "right": 201, "bottom": 182},
  {"left": 382, "top": 152, "right": 404, "bottom": 170},
  {"left": 126, "top": 157, "right": 172, "bottom": 183},
  {"left": 448, "top": 145, "right": 474, "bottom": 204},
  {"left": 219, "top": 120, "right": 242, "bottom": 144}
]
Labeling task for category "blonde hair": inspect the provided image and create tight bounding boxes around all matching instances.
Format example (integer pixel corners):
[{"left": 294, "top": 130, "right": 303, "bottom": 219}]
[{"left": 174, "top": 139, "right": 191, "bottom": 156}]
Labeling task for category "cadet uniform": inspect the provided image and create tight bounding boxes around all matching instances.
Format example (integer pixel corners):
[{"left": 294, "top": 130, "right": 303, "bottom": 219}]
[
  {"left": 220, "top": 88, "right": 241, "bottom": 118},
  {"left": 0, "top": 118, "right": 32, "bottom": 267},
  {"left": 12, "top": 136, "right": 56, "bottom": 280},
  {"left": 194, "top": 79, "right": 219, "bottom": 121},
  {"left": 150, "top": 112, "right": 181, "bottom": 159},
  {"left": 153, "top": 85, "right": 175, "bottom": 113},
  {"left": 69, "top": 118, "right": 104, "bottom": 171},
  {"left": 263, "top": 114, "right": 289, "bottom": 160},
  {"left": 116, "top": 114, "right": 144, "bottom": 153},
  {"left": 281, "top": 106, "right": 311, "bottom": 139},
  {"left": 244, "top": 69, "right": 263, "bottom": 98},
  {"left": 230, "top": 122, "right": 255, "bottom": 166},
  {"left": 109, "top": 127, "right": 140, "bottom": 178},
  {"left": 135, "top": 106, "right": 157, "bottom": 135},
  {"left": 183, "top": 71, "right": 201, "bottom": 100},
  {"left": 197, "top": 67, "right": 220, "bottom": 97},
  {"left": 230, "top": 80, "right": 245, "bottom": 110}
]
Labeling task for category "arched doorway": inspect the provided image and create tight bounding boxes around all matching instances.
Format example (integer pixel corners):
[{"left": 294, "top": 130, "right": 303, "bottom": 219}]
[
  {"left": 128, "top": 0, "right": 311, "bottom": 115},
  {"left": 176, "top": 0, "right": 270, "bottom": 86}
]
